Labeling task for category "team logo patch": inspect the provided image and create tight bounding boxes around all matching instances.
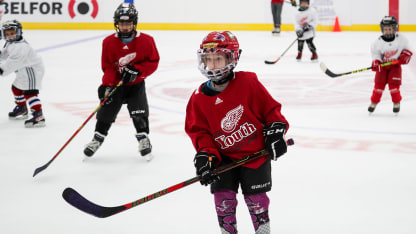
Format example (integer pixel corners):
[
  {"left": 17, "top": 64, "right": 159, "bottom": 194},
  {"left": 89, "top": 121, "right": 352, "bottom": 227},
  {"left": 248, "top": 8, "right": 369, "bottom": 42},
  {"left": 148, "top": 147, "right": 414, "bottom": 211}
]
[
  {"left": 221, "top": 105, "right": 243, "bottom": 133},
  {"left": 300, "top": 17, "right": 308, "bottom": 27},
  {"left": 384, "top": 49, "right": 399, "bottom": 60},
  {"left": 118, "top": 52, "right": 136, "bottom": 72}
]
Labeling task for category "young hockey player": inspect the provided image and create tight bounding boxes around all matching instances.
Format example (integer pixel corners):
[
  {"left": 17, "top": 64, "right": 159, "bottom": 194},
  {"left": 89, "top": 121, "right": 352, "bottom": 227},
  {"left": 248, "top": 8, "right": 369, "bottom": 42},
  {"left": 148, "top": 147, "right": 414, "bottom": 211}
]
[
  {"left": 84, "top": 3, "right": 159, "bottom": 159},
  {"left": 271, "top": 0, "right": 297, "bottom": 35},
  {"left": 294, "top": 0, "right": 318, "bottom": 61},
  {"left": 185, "top": 31, "right": 289, "bottom": 234},
  {"left": 0, "top": 20, "right": 46, "bottom": 127},
  {"left": 368, "top": 16, "right": 413, "bottom": 114}
]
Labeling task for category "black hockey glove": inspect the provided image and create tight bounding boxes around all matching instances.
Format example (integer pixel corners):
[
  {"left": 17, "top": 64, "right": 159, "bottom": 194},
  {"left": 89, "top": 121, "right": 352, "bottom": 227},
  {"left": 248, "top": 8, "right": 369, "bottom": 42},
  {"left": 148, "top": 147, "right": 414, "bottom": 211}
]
[
  {"left": 303, "top": 24, "right": 312, "bottom": 32},
  {"left": 121, "top": 65, "right": 140, "bottom": 84},
  {"left": 0, "top": 68, "right": 3, "bottom": 75},
  {"left": 98, "top": 85, "right": 114, "bottom": 104},
  {"left": 194, "top": 152, "right": 219, "bottom": 186},
  {"left": 263, "top": 122, "right": 287, "bottom": 161},
  {"left": 291, "top": 0, "right": 297, "bottom": 7},
  {"left": 296, "top": 29, "right": 304, "bottom": 38}
]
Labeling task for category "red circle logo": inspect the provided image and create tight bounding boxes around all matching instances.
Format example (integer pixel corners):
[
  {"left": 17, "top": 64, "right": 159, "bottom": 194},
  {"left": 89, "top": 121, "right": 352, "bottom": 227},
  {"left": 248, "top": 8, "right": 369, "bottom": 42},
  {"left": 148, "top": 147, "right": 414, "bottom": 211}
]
[{"left": 68, "top": 0, "right": 98, "bottom": 19}]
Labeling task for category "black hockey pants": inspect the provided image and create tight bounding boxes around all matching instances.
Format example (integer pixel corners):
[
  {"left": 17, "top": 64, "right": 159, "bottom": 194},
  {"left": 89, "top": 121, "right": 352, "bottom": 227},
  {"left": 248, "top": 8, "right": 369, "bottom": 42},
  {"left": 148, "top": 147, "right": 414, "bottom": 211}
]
[
  {"left": 95, "top": 81, "right": 149, "bottom": 136},
  {"left": 298, "top": 38, "right": 316, "bottom": 53}
]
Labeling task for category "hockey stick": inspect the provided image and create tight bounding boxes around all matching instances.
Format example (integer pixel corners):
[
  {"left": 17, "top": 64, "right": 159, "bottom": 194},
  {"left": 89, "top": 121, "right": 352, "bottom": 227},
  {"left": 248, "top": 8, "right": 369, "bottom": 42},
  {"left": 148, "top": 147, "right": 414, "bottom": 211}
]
[
  {"left": 62, "top": 138, "right": 294, "bottom": 218},
  {"left": 33, "top": 81, "right": 123, "bottom": 177},
  {"left": 265, "top": 38, "right": 298, "bottom": 64},
  {"left": 320, "top": 60, "right": 399, "bottom": 78}
]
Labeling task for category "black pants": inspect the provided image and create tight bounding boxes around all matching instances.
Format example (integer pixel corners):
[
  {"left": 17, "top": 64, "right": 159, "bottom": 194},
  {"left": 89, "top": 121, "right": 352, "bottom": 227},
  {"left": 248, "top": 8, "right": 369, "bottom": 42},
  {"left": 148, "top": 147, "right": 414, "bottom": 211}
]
[
  {"left": 95, "top": 82, "right": 149, "bottom": 136},
  {"left": 271, "top": 3, "right": 283, "bottom": 28},
  {"left": 211, "top": 157, "right": 272, "bottom": 195},
  {"left": 298, "top": 37, "right": 317, "bottom": 53}
]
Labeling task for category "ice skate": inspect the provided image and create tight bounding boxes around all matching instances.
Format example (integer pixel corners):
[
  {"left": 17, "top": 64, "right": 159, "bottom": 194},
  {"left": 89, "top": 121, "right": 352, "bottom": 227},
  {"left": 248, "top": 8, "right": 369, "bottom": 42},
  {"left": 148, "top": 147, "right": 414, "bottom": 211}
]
[
  {"left": 393, "top": 102, "right": 400, "bottom": 115},
  {"left": 84, "top": 132, "right": 106, "bottom": 157},
  {"left": 311, "top": 52, "right": 318, "bottom": 62},
  {"left": 368, "top": 102, "right": 377, "bottom": 114},
  {"left": 9, "top": 105, "right": 28, "bottom": 120},
  {"left": 136, "top": 132, "right": 152, "bottom": 161},
  {"left": 24, "top": 110, "right": 45, "bottom": 128},
  {"left": 296, "top": 52, "right": 302, "bottom": 61}
]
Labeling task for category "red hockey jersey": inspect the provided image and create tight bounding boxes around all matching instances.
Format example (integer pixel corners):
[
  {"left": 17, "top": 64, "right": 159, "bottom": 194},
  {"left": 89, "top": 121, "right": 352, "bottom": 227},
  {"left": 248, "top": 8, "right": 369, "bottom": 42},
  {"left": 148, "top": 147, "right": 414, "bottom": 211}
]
[
  {"left": 185, "top": 71, "right": 289, "bottom": 169},
  {"left": 101, "top": 32, "right": 160, "bottom": 86}
]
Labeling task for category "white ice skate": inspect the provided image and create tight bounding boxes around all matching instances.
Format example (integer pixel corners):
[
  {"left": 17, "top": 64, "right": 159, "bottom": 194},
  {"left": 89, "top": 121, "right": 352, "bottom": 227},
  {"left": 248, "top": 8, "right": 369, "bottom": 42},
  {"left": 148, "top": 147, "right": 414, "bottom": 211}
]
[
  {"left": 84, "top": 132, "right": 105, "bottom": 157},
  {"left": 136, "top": 132, "right": 153, "bottom": 161}
]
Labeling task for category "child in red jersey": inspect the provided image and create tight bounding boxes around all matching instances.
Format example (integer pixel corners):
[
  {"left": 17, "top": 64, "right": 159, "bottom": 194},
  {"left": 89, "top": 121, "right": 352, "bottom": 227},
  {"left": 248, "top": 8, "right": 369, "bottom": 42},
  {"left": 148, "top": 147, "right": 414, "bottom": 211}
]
[
  {"left": 84, "top": 3, "right": 159, "bottom": 159},
  {"left": 185, "top": 31, "right": 289, "bottom": 234}
]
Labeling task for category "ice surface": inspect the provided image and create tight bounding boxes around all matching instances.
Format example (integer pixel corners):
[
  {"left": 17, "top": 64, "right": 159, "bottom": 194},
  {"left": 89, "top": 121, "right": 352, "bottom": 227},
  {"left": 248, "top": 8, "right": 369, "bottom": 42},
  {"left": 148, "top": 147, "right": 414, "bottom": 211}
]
[{"left": 0, "top": 30, "right": 415, "bottom": 234}]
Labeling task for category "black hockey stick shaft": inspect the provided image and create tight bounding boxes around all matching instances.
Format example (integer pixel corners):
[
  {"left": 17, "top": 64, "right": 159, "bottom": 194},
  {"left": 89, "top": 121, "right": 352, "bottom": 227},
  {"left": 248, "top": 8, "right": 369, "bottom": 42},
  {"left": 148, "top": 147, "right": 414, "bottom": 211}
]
[
  {"left": 63, "top": 139, "right": 295, "bottom": 218},
  {"left": 265, "top": 38, "right": 298, "bottom": 64},
  {"left": 33, "top": 81, "right": 123, "bottom": 177},
  {"left": 320, "top": 60, "right": 399, "bottom": 78}
]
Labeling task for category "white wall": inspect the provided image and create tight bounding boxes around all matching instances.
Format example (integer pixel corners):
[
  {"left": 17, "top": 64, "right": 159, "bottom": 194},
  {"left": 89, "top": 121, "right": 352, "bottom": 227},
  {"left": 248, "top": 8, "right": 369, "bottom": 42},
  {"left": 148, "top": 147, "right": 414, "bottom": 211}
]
[
  {"left": 136, "top": 0, "right": 410, "bottom": 26},
  {"left": 1, "top": 0, "right": 414, "bottom": 25}
]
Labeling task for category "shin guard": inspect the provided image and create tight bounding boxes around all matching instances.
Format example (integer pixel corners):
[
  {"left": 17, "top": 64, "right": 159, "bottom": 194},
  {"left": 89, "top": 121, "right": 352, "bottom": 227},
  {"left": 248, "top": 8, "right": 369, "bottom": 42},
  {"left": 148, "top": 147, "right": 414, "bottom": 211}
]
[
  {"left": 214, "top": 190, "right": 238, "bottom": 234},
  {"left": 244, "top": 193, "right": 270, "bottom": 234}
]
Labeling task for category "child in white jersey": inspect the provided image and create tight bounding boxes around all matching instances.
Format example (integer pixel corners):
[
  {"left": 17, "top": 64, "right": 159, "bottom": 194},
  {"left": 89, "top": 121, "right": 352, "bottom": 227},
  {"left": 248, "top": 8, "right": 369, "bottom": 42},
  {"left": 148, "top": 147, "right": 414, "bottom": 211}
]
[
  {"left": 368, "top": 16, "right": 413, "bottom": 114},
  {"left": 0, "top": 20, "right": 46, "bottom": 127},
  {"left": 294, "top": 0, "right": 318, "bottom": 61}
]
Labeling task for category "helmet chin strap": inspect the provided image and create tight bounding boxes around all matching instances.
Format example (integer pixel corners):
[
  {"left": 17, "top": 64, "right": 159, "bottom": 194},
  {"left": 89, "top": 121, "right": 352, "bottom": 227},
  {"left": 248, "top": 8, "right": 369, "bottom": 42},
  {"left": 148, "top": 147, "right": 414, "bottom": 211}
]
[
  {"left": 382, "top": 33, "right": 395, "bottom": 42},
  {"left": 212, "top": 71, "right": 234, "bottom": 85},
  {"left": 118, "top": 28, "right": 136, "bottom": 39}
]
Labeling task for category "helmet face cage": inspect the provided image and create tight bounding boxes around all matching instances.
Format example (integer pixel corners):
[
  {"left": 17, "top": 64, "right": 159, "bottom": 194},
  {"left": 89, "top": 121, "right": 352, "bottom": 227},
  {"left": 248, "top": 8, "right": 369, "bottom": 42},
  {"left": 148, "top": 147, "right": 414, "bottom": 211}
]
[
  {"left": 197, "top": 48, "right": 237, "bottom": 83},
  {"left": 2, "top": 20, "right": 23, "bottom": 42},
  {"left": 299, "top": 0, "right": 310, "bottom": 10},
  {"left": 380, "top": 16, "right": 398, "bottom": 39},
  {"left": 113, "top": 3, "right": 138, "bottom": 38}
]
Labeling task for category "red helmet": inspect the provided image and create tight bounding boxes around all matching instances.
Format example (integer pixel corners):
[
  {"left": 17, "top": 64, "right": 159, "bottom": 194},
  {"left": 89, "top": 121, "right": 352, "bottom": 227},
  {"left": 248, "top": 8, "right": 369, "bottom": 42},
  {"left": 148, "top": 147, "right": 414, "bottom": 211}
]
[{"left": 197, "top": 31, "right": 241, "bottom": 83}]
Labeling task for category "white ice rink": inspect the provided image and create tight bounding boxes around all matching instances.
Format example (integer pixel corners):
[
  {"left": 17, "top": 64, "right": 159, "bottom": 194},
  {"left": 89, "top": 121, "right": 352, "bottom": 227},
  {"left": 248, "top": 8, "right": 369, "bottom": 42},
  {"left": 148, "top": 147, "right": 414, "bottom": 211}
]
[{"left": 0, "top": 30, "right": 416, "bottom": 234}]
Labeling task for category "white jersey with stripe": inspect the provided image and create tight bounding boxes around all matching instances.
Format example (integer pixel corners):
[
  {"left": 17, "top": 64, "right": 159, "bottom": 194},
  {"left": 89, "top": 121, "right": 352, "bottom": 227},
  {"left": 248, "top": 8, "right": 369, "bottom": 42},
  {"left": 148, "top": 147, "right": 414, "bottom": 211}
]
[
  {"left": 371, "top": 33, "right": 412, "bottom": 62},
  {"left": 295, "top": 7, "right": 318, "bottom": 40},
  {"left": 0, "top": 38, "right": 45, "bottom": 90}
]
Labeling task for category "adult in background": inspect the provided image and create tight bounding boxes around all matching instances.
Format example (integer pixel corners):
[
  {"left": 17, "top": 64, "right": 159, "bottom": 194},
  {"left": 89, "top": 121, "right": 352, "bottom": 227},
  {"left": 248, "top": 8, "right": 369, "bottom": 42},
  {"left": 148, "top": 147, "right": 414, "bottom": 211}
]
[{"left": 271, "top": 0, "right": 297, "bottom": 35}]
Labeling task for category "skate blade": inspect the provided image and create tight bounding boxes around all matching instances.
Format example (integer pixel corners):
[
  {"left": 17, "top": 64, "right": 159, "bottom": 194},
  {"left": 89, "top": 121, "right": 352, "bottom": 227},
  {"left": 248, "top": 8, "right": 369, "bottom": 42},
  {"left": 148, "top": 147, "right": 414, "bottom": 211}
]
[
  {"left": 142, "top": 153, "right": 153, "bottom": 162},
  {"left": 9, "top": 115, "right": 28, "bottom": 120},
  {"left": 25, "top": 121, "right": 46, "bottom": 128}
]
